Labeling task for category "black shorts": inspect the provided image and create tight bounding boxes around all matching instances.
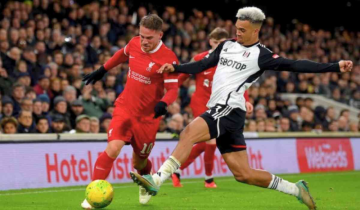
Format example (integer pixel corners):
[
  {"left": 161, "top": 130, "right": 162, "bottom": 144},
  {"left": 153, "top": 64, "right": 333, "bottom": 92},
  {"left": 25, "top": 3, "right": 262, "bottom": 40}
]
[{"left": 200, "top": 104, "right": 246, "bottom": 154}]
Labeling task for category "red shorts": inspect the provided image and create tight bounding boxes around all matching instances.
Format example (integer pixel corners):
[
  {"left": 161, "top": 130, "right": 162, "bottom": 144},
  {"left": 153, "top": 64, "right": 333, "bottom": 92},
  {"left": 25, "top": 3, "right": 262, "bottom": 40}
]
[{"left": 108, "top": 107, "right": 160, "bottom": 159}]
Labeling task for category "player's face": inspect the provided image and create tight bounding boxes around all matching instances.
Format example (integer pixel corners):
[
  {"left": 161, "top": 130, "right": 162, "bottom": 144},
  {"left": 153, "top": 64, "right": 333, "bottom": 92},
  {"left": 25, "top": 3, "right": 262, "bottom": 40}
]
[
  {"left": 139, "top": 26, "right": 163, "bottom": 53},
  {"left": 209, "top": 38, "right": 227, "bottom": 50},
  {"left": 235, "top": 19, "right": 259, "bottom": 45}
]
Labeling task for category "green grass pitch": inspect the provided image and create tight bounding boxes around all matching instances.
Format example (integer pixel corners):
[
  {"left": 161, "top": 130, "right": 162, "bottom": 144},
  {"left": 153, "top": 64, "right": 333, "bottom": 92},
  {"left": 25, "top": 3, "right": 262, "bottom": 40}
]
[{"left": 1, "top": 171, "right": 359, "bottom": 210}]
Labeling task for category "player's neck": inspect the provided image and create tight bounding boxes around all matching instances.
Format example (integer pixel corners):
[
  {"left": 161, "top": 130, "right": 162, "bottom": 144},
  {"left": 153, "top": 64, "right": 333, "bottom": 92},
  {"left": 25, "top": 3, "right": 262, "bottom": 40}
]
[
  {"left": 141, "top": 40, "right": 163, "bottom": 54},
  {"left": 243, "top": 38, "right": 259, "bottom": 47}
]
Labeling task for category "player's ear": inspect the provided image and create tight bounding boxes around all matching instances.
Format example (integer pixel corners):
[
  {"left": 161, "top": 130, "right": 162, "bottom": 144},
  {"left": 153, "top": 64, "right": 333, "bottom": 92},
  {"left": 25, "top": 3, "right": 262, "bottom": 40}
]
[{"left": 158, "top": 31, "right": 163, "bottom": 39}]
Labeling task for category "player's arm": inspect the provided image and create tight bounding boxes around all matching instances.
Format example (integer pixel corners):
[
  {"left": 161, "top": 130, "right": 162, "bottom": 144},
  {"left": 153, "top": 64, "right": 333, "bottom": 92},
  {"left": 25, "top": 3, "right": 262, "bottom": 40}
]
[
  {"left": 83, "top": 46, "right": 130, "bottom": 85},
  {"left": 244, "top": 90, "right": 253, "bottom": 113},
  {"left": 158, "top": 41, "right": 227, "bottom": 74},
  {"left": 258, "top": 46, "right": 352, "bottom": 73},
  {"left": 154, "top": 73, "right": 179, "bottom": 118},
  {"left": 177, "top": 57, "right": 197, "bottom": 86}
]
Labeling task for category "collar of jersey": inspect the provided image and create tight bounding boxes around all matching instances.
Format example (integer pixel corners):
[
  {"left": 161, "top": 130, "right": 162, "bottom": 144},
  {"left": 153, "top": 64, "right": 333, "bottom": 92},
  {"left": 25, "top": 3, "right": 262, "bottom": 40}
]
[
  {"left": 141, "top": 40, "right": 163, "bottom": 54},
  {"left": 242, "top": 41, "right": 260, "bottom": 48}
]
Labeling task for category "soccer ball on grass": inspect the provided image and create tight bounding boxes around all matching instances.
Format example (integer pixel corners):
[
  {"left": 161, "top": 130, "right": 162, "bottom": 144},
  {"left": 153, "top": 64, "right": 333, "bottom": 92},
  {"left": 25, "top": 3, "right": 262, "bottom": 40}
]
[{"left": 85, "top": 180, "right": 114, "bottom": 208}]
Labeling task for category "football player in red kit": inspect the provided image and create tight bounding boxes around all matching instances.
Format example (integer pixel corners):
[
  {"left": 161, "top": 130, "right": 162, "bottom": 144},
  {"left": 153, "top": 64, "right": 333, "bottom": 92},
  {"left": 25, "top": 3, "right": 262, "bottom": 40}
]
[
  {"left": 172, "top": 28, "right": 253, "bottom": 188},
  {"left": 81, "top": 14, "right": 179, "bottom": 208}
]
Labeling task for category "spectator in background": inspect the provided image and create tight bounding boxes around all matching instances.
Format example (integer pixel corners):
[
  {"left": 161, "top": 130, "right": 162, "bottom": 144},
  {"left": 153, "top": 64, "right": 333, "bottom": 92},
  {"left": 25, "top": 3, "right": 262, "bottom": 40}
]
[
  {"left": 288, "top": 105, "right": 301, "bottom": 131},
  {"left": 323, "top": 106, "right": 336, "bottom": 130},
  {"left": 69, "top": 99, "right": 84, "bottom": 128},
  {"left": 38, "top": 94, "right": 50, "bottom": 115},
  {"left": 33, "top": 75, "right": 50, "bottom": 96},
  {"left": 51, "top": 114, "right": 67, "bottom": 133},
  {"left": 166, "top": 113, "right": 184, "bottom": 135},
  {"left": 49, "top": 96, "right": 71, "bottom": 127},
  {"left": 1, "top": 116, "right": 18, "bottom": 134},
  {"left": 80, "top": 84, "right": 109, "bottom": 118},
  {"left": 265, "top": 118, "right": 276, "bottom": 132},
  {"left": 304, "top": 97, "right": 314, "bottom": 110},
  {"left": 256, "top": 119, "right": 265, "bottom": 132},
  {"left": 279, "top": 117, "right": 291, "bottom": 132},
  {"left": 338, "top": 116, "right": 348, "bottom": 131},
  {"left": 11, "top": 83, "right": 25, "bottom": 116},
  {"left": 2, "top": 96, "right": 14, "bottom": 117},
  {"left": 328, "top": 120, "right": 339, "bottom": 132},
  {"left": 246, "top": 120, "right": 257, "bottom": 132},
  {"left": 36, "top": 116, "right": 50, "bottom": 133},
  {"left": 17, "top": 110, "right": 35, "bottom": 133},
  {"left": 20, "top": 97, "right": 33, "bottom": 112},
  {"left": 349, "top": 121, "right": 359, "bottom": 132},
  {"left": 90, "top": 116, "right": 100, "bottom": 133},
  {"left": 158, "top": 119, "right": 168, "bottom": 133},
  {"left": 70, "top": 114, "right": 90, "bottom": 134},
  {"left": 99, "top": 112, "right": 112, "bottom": 133}
]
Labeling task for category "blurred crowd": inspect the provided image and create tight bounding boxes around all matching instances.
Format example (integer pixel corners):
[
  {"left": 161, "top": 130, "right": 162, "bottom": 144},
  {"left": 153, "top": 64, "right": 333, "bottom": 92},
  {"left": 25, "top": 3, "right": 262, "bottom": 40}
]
[{"left": 0, "top": 0, "right": 359, "bottom": 135}]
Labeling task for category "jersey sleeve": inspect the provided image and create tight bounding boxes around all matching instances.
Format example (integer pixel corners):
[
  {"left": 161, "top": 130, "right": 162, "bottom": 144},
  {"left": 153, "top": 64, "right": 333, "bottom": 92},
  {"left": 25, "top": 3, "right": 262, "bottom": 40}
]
[
  {"left": 244, "top": 90, "right": 249, "bottom": 102},
  {"left": 103, "top": 37, "right": 136, "bottom": 70},
  {"left": 161, "top": 55, "right": 180, "bottom": 105},
  {"left": 258, "top": 45, "right": 340, "bottom": 73},
  {"left": 103, "top": 48, "right": 129, "bottom": 70},
  {"left": 173, "top": 40, "right": 227, "bottom": 74},
  {"left": 178, "top": 73, "right": 190, "bottom": 87}
]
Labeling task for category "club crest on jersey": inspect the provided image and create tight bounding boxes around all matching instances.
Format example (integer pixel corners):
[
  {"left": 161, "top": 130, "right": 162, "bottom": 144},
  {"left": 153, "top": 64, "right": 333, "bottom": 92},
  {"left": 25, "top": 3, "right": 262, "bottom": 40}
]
[
  {"left": 146, "top": 62, "right": 155, "bottom": 72},
  {"left": 243, "top": 51, "right": 251, "bottom": 58}
]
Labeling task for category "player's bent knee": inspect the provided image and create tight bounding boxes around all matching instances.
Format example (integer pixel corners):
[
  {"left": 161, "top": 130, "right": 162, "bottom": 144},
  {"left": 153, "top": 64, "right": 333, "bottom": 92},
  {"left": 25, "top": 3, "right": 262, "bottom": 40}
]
[
  {"left": 234, "top": 171, "right": 251, "bottom": 183},
  {"left": 106, "top": 140, "right": 125, "bottom": 158}
]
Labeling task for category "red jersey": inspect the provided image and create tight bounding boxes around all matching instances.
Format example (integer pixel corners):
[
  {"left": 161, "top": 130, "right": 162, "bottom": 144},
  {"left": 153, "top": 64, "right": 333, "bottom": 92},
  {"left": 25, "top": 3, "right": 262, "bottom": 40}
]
[
  {"left": 108, "top": 36, "right": 179, "bottom": 117},
  {"left": 178, "top": 50, "right": 249, "bottom": 115},
  {"left": 179, "top": 50, "right": 216, "bottom": 112}
]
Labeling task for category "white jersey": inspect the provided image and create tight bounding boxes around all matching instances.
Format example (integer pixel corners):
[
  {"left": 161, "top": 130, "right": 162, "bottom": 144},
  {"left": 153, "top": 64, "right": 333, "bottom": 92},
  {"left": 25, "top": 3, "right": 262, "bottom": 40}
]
[
  {"left": 174, "top": 39, "right": 340, "bottom": 112},
  {"left": 207, "top": 40, "right": 264, "bottom": 110}
]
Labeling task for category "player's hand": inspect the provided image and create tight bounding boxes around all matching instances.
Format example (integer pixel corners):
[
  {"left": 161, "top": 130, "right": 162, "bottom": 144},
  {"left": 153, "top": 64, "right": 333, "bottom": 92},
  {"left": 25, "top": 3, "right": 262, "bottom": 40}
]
[
  {"left": 245, "top": 102, "right": 253, "bottom": 114},
  {"left": 339, "top": 60, "right": 353, "bottom": 73},
  {"left": 83, "top": 65, "right": 107, "bottom": 85},
  {"left": 154, "top": 101, "right": 168, "bottom": 118},
  {"left": 157, "top": 63, "right": 175, "bottom": 73}
]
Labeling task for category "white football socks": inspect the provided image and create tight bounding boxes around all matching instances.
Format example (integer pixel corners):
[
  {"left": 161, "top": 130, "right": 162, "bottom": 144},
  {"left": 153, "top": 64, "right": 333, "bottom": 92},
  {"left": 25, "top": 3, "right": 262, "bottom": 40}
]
[
  {"left": 268, "top": 174, "right": 299, "bottom": 197},
  {"left": 152, "top": 156, "right": 181, "bottom": 186}
]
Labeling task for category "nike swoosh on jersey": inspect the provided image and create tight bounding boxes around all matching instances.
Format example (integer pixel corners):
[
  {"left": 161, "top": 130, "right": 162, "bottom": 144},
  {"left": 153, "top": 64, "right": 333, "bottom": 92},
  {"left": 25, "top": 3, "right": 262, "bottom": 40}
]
[
  {"left": 130, "top": 55, "right": 135, "bottom": 58},
  {"left": 204, "top": 71, "right": 212, "bottom": 75}
]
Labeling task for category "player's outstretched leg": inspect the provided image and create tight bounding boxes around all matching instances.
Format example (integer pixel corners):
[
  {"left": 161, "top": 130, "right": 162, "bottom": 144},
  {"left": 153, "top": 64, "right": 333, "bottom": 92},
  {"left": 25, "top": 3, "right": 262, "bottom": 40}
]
[
  {"left": 222, "top": 150, "right": 316, "bottom": 210},
  {"left": 130, "top": 117, "right": 211, "bottom": 195},
  {"left": 172, "top": 142, "right": 206, "bottom": 187},
  {"left": 133, "top": 153, "right": 153, "bottom": 205},
  {"left": 204, "top": 140, "right": 217, "bottom": 188},
  {"left": 81, "top": 140, "right": 125, "bottom": 209}
]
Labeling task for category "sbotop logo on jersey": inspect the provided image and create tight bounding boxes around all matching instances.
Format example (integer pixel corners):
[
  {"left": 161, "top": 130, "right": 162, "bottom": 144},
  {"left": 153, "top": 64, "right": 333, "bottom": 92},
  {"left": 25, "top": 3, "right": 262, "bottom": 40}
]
[
  {"left": 219, "top": 57, "right": 247, "bottom": 71},
  {"left": 296, "top": 138, "right": 354, "bottom": 172}
]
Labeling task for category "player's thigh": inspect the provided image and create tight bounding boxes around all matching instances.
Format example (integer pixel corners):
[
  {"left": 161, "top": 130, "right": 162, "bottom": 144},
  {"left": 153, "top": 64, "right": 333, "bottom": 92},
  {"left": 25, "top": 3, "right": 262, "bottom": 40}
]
[
  {"left": 131, "top": 119, "right": 159, "bottom": 159},
  {"left": 179, "top": 116, "right": 211, "bottom": 144},
  {"left": 107, "top": 111, "right": 133, "bottom": 143},
  {"left": 105, "top": 140, "right": 126, "bottom": 158},
  {"left": 222, "top": 150, "right": 252, "bottom": 181}
]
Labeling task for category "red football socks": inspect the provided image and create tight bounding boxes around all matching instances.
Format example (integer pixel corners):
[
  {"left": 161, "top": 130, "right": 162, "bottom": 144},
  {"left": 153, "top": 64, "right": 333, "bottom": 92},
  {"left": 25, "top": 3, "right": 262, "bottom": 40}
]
[
  {"left": 180, "top": 142, "right": 206, "bottom": 170},
  {"left": 92, "top": 152, "right": 116, "bottom": 180},
  {"left": 138, "top": 159, "right": 153, "bottom": 175},
  {"left": 204, "top": 144, "right": 217, "bottom": 176}
]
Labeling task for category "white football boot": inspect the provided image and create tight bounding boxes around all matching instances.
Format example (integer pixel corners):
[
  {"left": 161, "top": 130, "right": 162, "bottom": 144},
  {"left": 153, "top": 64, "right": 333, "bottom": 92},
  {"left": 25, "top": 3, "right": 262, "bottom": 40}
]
[
  {"left": 139, "top": 185, "right": 152, "bottom": 204},
  {"left": 81, "top": 199, "right": 94, "bottom": 209}
]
